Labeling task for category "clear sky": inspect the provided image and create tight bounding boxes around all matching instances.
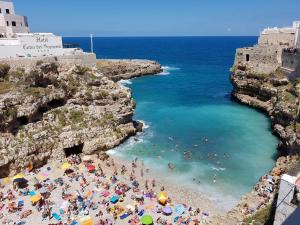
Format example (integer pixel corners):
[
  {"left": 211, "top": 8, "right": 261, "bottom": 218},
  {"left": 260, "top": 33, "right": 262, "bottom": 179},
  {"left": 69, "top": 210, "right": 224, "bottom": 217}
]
[{"left": 13, "top": 0, "right": 300, "bottom": 37}]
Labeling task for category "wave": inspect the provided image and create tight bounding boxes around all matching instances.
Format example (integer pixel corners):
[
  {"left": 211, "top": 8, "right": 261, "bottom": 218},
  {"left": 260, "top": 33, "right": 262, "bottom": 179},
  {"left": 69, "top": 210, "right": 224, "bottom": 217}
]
[
  {"left": 211, "top": 166, "right": 226, "bottom": 171},
  {"left": 118, "top": 79, "right": 132, "bottom": 86},
  {"left": 139, "top": 120, "right": 150, "bottom": 130},
  {"left": 162, "top": 66, "right": 181, "bottom": 71},
  {"left": 158, "top": 65, "right": 181, "bottom": 76}
]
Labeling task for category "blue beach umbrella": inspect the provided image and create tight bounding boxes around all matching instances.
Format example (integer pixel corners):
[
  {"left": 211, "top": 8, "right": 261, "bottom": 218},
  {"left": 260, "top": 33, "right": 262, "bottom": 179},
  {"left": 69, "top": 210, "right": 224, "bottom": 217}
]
[
  {"left": 175, "top": 204, "right": 186, "bottom": 215},
  {"left": 110, "top": 195, "right": 119, "bottom": 204}
]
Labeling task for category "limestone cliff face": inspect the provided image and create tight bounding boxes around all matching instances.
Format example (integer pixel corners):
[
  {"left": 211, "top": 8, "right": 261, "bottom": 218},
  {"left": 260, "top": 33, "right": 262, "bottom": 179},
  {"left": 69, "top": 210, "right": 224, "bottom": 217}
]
[
  {"left": 231, "top": 64, "right": 300, "bottom": 154},
  {"left": 96, "top": 60, "right": 162, "bottom": 81},
  {"left": 0, "top": 59, "right": 159, "bottom": 177}
]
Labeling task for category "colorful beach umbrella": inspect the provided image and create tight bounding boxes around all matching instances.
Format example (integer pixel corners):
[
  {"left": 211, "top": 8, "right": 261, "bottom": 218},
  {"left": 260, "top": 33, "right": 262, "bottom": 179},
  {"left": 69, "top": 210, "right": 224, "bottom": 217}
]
[
  {"left": 61, "top": 162, "right": 71, "bottom": 170},
  {"left": 80, "top": 216, "right": 93, "bottom": 225},
  {"left": 141, "top": 215, "right": 153, "bottom": 225},
  {"left": 163, "top": 206, "right": 173, "bottom": 216},
  {"left": 158, "top": 192, "right": 168, "bottom": 205},
  {"left": 87, "top": 164, "right": 96, "bottom": 172},
  {"left": 13, "top": 173, "right": 25, "bottom": 180},
  {"left": 110, "top": 195, "right": 119, "bottom": 204},
  {"left": 13, "top": 177, "right": 27, "bottom": 183},
  {"left": 30, "top": 194, "right": 42, "bottom": 203},
  {"left": 175, "top": 204, "right": 186, "bottom": 215}
]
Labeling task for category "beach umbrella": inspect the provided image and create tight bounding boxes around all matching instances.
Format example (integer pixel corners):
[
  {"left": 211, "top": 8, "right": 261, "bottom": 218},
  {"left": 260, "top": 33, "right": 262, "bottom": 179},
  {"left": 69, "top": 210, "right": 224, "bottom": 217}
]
[
  {"left": 110, "top": 195, "right": 119, "bottom": 204},
  {"left": 141, "top": 215, "right": 153, "bottom": 225},
  {"left": 13, "top": 177, "right": 28, "bottom": 183},
  {"left": 101, "top": 190, "right": 110, "bottom": 197},
  {"left": 175, "top": 204, "right": 186, "bottom": 215},
  {"left": 80, "top": 216, "right": 93, "bottom": 225},
  {"left": 61, "top": 162, "right": 71, "bottom": 170},
  {"left": 163, "top": 206, "right": 173, "bottom": 216},
  {"left": 30, "top": 194, "right": 42, "bottom": 204},
  {"left": 13, "top": 173, "right": 26, "bottom": 183},
  {"left": 158, "top": 192, "right": 168, "bottom": 205},
  {"left": 87, "top": 164, "right": 96, "bottom": 172}
]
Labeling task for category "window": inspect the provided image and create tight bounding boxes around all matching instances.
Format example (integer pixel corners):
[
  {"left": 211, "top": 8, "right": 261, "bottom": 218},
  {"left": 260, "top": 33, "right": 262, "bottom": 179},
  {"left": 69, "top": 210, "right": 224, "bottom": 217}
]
[
  {"left": 20, "top": 22, "right": 23, "bottom": 27},
  {"left": 12, "top": 21, "right": 16, "bottom": 27},
  {"left": 6, "top": 21, "right": 9, "bottom": 26},
  {"left": 5, "top": 9, "right": 10, "bottom": 14},
  {"left": 0, "top": 8, "right": 2, "bottom": 14},
  {"left": 246, "top": 54, "right": 250, "bottom": 62}
]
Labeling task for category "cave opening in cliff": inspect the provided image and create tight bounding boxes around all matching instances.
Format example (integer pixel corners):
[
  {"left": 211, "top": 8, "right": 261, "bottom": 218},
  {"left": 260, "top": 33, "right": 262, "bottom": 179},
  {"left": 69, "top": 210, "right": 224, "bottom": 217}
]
[
  {"left": 0, "top": 164, "right": 10, "bottom": 178},
  {"left": 47, "top": 99, "right": 65, "bottom": 108},
  {"left": 64, "top": 143, "right": 84, "bottom": 157}
]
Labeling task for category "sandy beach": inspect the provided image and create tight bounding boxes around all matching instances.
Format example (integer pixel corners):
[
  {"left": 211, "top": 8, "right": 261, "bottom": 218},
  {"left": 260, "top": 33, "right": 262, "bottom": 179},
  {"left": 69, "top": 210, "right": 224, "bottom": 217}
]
[{"left": 0, "top": 152, "right": 225, "bottom": 225}]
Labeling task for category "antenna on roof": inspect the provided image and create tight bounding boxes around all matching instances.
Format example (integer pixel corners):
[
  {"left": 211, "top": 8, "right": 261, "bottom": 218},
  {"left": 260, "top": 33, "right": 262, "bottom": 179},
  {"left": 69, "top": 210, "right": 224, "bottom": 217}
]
[{"left": 90, "top": 33, "right": 94, "bottom": 53}]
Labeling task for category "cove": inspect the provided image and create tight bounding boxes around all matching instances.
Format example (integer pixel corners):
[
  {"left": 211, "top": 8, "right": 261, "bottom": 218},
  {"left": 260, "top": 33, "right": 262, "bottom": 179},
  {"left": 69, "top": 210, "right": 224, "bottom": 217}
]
[{"left": 65, "top": 36, "right": 279, "bottom": 209}]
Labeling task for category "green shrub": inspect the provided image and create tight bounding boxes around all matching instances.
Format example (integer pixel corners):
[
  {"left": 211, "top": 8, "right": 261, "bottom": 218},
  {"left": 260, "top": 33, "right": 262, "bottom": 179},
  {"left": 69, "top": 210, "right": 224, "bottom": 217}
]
[
  {"left": 74, "top": 65, "right": 90, "bottom": 75},
  {"left": 243, "top": 204, "right": 275, "bottom": 225}
]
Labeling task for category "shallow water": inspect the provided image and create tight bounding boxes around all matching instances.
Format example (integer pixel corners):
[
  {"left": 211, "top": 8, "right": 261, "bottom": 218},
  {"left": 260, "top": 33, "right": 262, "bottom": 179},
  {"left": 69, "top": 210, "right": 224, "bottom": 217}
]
[{"left": 64, "top": 37, "right": 279, "bottom": 209}]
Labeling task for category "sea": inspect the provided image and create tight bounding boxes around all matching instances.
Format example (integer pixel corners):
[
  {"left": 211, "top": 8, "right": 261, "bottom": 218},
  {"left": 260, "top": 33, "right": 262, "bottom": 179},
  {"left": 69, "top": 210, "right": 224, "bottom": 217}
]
[{"left": 63, "top": 36, "right": 279, "bottom": 210}]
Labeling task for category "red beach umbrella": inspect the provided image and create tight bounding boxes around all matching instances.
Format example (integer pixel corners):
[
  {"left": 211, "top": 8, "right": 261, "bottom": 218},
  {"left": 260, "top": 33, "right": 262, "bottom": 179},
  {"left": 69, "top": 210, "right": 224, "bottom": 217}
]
[{"left": 87, "top": 164, "right": 96, "bottom": 172}]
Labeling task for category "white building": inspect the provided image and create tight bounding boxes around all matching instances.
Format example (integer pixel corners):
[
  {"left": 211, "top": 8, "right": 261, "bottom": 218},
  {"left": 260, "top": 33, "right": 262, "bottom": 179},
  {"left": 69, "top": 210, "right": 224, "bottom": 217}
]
[
  {"left": 0, "top": 0, "right": 87, "bottom": 59},
  {"left": 0, "top": 0, "right": 29, "bottom": 35},
  {"left": 259, "top": 21, "right": 300, "bottom": 48}
]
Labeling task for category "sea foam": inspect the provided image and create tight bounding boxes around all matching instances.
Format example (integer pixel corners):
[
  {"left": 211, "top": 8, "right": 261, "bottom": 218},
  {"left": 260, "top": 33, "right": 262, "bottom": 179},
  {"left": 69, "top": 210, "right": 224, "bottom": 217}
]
[{"left": 118, "top": 79, "right": 132, "bottom": 86}]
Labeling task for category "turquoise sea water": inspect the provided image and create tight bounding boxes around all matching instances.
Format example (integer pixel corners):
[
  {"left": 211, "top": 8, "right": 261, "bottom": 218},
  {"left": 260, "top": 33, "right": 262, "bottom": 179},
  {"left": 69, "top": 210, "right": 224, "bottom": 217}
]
[{"left": 64, "top": 37, "right": 278, "bottom": 208}]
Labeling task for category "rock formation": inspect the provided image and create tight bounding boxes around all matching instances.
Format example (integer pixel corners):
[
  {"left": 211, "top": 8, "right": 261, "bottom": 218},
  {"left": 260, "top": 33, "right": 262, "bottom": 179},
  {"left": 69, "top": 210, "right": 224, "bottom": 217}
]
[
  {"left": 0, "top": 58, "right": 161, "bottom": 177},
  {"left": 96, "top": 59, "right": 162, "bottom": 81}
]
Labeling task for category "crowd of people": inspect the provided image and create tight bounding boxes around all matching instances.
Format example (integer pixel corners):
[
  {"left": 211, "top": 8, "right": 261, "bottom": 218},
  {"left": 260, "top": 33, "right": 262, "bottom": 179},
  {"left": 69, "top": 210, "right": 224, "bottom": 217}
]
[{"left": 0, "top": 153, "right": 210, "bottom": 225}]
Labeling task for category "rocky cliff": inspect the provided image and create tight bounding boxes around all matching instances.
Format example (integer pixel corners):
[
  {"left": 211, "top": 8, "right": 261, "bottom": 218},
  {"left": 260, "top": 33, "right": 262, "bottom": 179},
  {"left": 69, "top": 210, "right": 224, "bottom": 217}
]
[
  {"left": 231, "top": 66, "right": 300, "bottom": 155},
  {"left": 96, "top": 59, "right": 162, "bottom": 81},
  {"left": 0, "top": 59, "right": 160, "bottom": 177}
]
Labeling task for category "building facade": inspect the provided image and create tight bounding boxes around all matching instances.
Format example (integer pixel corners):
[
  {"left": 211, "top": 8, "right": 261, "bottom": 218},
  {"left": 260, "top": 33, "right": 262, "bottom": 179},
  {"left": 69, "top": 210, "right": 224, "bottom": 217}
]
[
  {"left": 0, "top": 0, "right": 93, "bottom": 59},
  {"left": 234, "top": 21, "right": 300, "bottom": 75},
  {"left": 0, "top": 0, "right": 29, "bottom": 36}
]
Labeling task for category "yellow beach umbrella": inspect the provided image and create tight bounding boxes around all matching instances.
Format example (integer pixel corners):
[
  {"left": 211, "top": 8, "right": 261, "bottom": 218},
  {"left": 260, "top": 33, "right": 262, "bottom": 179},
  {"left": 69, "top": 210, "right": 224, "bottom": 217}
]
[
  {"left": 30, "top": 194, "right": 42, "bottom": 203},
  {"left": 80, "top": 216, "right": 93, "bottom": 225},
  {"left": 158, "top": 192, "right": 168, "bottom": 205},
  {"left": 61, "top": 162, "right": 71, "bottom": 170},
  {"left": 13, "top": 173, "right": 25, "bottom": 180}
]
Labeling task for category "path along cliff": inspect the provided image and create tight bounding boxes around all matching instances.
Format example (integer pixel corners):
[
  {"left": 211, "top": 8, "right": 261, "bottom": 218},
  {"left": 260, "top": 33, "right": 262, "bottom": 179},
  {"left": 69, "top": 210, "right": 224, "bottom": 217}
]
[{"left": 0, "top": 57, "right": 162, "bottom": 178}]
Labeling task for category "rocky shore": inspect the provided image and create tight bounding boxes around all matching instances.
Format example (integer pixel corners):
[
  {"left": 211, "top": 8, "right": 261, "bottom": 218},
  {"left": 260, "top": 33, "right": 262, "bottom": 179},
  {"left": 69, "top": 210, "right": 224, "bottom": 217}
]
[
  {"left": 0, "top": 58, "right": 161, "bottom": 178},
  {"left": 208, "top": 54, "right": 300, "bottom": 224},
  {"left": 96, "top": 59, "right": 162, "bottom": 82}
]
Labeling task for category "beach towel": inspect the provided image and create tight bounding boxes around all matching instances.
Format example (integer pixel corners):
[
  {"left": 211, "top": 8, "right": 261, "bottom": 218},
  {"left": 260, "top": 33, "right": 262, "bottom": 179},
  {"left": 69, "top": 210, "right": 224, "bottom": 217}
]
[
  {"left": 29, "top": 191, "right": 36, "bottom": 196},
  {"left": 120, "top": 212, "right": 129, "bottom": 219},
  {"left": 18, "top": 200, "right": 24, "bottom": 207},
  {"left": 52, "top": 212, "right": 61, "bottom": 221},
  {"left": 138, "top": 209, "right": 144, "bottom": 216},
  {"left": 70, "top": 221, "right": 79, "bottom": 225}
]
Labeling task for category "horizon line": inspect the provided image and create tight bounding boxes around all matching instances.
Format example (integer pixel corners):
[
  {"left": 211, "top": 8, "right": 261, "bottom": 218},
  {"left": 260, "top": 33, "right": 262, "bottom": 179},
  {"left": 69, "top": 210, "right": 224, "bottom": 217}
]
[{"left": 62, "top": 35, "right": 259, "bottom": 38}]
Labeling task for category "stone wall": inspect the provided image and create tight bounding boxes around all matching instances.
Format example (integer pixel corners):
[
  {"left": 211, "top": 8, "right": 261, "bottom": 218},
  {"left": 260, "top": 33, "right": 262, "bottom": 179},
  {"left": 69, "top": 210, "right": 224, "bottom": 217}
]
[
  {"left": 281, "top": 49, "right": 300, "bottom": 81},
  {"left": 0, "top": 52, "right": 97, "bottom": 72},
  {"left": 259, "top": 32, "right": 295, "bottom": 47},
  {"left": 234, "top": 45, "right": 283, "bottom": 74}
]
